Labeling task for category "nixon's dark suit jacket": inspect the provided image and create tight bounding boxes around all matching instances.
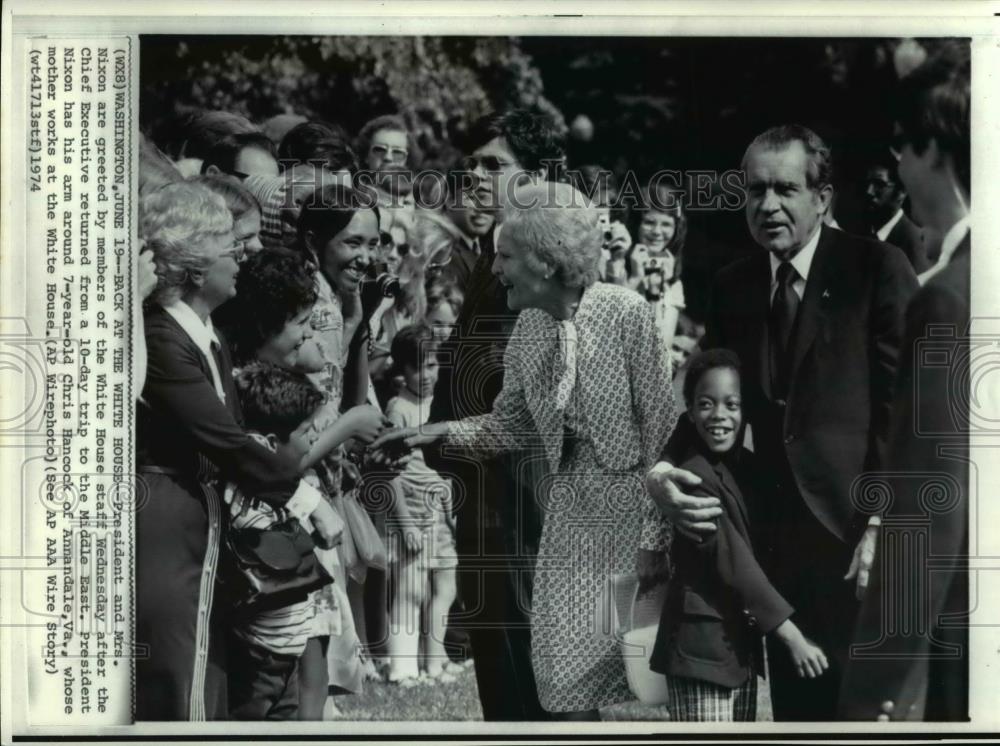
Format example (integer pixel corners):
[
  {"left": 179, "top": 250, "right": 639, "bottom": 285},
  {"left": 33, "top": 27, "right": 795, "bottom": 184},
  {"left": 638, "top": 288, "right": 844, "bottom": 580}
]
[
  {"left": 650, "top": 446, "right": 793, "bottom": 688},
  {"left": 840, "top": 236, "right": 970, "bottom": 722},
  {"left": 702, "top": 225, "right": 918, "bottom": 720},
  {"left": 703, "top": 225, "right": 919, "bottom": 548}
]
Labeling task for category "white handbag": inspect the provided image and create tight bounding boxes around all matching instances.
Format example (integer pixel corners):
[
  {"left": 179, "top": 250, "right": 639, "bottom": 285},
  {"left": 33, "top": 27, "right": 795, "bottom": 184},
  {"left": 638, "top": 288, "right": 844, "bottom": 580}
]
[{"left": 612, "top": 573, "right": 670, "bottom": 705}]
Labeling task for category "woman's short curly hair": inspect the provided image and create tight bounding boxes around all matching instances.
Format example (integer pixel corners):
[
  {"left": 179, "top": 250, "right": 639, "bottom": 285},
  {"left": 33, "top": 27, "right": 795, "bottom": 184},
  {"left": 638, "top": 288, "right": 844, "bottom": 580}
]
[
  {"left": 501, "top": 181, "right": 601, "bottom": 290},
  {"left": 219, "top": 248, "right": 318, "bottom": 365},
  {"left": 139, "top": 181, "right": 233, "bottom": 306}
]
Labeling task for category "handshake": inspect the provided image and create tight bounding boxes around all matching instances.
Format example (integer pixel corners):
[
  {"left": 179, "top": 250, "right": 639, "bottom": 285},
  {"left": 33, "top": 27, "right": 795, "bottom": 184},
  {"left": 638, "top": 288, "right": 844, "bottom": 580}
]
[{"left": 366, "top": 420, "right": 451, "bottom": 463}]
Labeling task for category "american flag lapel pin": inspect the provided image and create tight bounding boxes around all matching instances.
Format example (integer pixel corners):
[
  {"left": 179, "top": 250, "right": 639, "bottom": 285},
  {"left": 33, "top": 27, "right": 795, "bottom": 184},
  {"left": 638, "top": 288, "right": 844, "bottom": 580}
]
[{"left": 822, "top": 289, "right": 831, "bottom": 300}]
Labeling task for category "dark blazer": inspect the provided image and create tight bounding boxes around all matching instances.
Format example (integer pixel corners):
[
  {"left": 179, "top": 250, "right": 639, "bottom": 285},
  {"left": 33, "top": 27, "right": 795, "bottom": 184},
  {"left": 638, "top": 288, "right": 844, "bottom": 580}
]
[
  {"left": 424, "top": 224, "right": 550, "bottom": 720},
  {"left": 650, "top": 447, "right": 793, "bottom": 688},
  {"left": 440, "top": 219, "right": 495, "bottom": 297},
  {"left": 427, "top": 223, "right": 519, "bottom": 546},
  {"left": 703, "top": 225, "right": 919, "bottom": 545},
  {"left": 839, "top": 235, "right": 970, "bottom": 721},
  {"left": 884, "top": 212, "right": 931, "bottom": 275},
  {"left": 136, "top": 305, "right": 302, "bottom": 720},
  {"left": 139, "top": 306, "right": 300, "bottom": 502}
]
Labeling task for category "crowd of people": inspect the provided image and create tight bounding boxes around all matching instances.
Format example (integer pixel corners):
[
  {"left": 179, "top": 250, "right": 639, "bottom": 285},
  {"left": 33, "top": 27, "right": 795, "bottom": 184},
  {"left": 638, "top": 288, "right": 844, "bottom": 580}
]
[{"left": 132, "top": 39, "right": 970, "bottom": 724}]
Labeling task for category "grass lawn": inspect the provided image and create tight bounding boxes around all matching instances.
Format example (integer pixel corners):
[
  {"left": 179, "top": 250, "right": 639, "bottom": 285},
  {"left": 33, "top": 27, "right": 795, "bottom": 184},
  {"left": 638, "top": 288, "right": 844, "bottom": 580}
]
[
  {"left": 331, "top": 665, "right": 484, "bottom": 721},
  {"left": 329, "top": 665, "right": 772, "bottom": 722}
]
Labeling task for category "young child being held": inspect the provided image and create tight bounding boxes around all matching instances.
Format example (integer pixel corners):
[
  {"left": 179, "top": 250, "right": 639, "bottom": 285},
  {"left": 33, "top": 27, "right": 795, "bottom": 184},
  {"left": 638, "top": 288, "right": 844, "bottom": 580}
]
[
  {"left": 649, "top": 348, "right": 828, "bottom": 721},
  {"left": 227, "top": 361, "right": 339, "bottom": 720},
  {"left": 383, "top": 323, "right": 461, "bottom": 686}
]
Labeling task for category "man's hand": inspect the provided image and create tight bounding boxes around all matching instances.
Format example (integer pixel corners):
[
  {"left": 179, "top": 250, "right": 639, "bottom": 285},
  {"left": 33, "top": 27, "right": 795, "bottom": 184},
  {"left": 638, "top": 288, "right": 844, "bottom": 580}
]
[
  {"left": 844, "top": 524, "right": 879, "bottom": 600},
  {"left": 310, "top": 500, "right": 343, "bottom": 550},
  {"left": 636, "top": 548, "right": 670, "bottom": 595},
  {"left": 645, "top": 461, "right": 719, "bottom": 540}
]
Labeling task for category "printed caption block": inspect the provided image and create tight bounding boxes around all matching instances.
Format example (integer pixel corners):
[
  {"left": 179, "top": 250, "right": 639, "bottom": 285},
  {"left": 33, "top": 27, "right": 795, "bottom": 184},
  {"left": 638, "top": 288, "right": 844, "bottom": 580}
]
[{"left": 18, "top": 38, "right": 134, "bottom": 726}]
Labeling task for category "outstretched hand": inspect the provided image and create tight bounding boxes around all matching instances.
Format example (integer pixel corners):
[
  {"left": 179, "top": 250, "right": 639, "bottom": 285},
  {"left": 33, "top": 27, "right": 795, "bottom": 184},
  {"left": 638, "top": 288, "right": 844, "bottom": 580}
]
[{"left": 370, "top": 423, "right": 446, "bottom": 454}]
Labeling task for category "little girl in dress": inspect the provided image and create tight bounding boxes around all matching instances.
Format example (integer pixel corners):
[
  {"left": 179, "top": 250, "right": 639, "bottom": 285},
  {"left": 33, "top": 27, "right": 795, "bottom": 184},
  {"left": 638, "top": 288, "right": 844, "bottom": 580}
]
[{"left": 383, "top": 323, "right": 461, "bottom": 685}]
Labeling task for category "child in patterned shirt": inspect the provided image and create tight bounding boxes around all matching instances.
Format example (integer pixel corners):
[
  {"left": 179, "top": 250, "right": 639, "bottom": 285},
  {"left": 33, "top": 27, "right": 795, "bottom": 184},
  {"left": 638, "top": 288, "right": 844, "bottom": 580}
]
[{"left": 227, "top": 361, "right": 338, "bottom": 720}]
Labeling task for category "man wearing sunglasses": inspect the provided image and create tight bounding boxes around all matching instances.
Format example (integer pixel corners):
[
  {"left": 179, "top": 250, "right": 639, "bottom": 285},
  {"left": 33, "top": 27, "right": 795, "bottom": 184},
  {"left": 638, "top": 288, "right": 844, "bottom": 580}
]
[
  {"left": 425, "top": 108, "right": 565, "bottom": 721},
  {"left": 439, "top": 159, "right": 496, "bottom": 294},
  {"left": 841, "top": 42, "right": 970, "bottom": 723},
  {"left": 200, "top": 132, "right": 280, "bottom": 180}
]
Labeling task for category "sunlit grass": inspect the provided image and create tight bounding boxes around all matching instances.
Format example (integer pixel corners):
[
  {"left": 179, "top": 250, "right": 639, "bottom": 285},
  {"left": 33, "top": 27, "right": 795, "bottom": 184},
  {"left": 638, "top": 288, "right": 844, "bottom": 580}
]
[{"left": 327, "top": 666, "right": 771, "bottom": 722}]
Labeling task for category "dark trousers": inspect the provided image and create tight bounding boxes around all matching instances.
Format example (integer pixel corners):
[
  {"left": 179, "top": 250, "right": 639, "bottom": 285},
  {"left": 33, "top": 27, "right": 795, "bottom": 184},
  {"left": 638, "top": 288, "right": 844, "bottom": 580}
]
[
  {"left": 763, "top": 485, "right": 859, "bottom": 721},
  {"left": 456, "top": 524, "right": 551, "bottom": 721},
  {"left": 457, "top": 558, "right": 549, "bottom": 719},
  {"left": 227, "top": 637, "right": 300, "bottom": 721},
  {"left": 135, "top": 473, "right": 228, "bottom": 721}
]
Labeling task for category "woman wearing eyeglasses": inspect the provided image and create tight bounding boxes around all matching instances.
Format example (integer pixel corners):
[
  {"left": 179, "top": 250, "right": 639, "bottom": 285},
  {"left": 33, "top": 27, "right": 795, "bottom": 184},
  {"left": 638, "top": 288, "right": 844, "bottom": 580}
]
[
  {"left": 356, "top": 114, "right": 418, "bottom": 172},
  {"left": 194, "top": 175, "right": 265, "bottom": 256},
  {"left": 136, "top": 181, "right": 340, "bottom": 720}
]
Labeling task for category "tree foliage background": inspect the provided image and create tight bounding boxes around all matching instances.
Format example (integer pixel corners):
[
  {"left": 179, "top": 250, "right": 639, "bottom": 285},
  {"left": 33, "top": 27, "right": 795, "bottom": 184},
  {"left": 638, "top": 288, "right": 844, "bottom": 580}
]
[{"left": 141, "top": 35, "right": 565, "bottom": 170}]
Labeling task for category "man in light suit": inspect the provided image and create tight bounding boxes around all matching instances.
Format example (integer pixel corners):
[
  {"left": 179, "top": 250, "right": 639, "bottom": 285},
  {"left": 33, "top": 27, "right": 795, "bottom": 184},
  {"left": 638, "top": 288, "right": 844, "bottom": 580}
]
[
  {"left": 648, "top": 125, "right": 918, "bottom": 720},
  {"left": 840, "top": 44, "right": 970, "bottom": 722}
]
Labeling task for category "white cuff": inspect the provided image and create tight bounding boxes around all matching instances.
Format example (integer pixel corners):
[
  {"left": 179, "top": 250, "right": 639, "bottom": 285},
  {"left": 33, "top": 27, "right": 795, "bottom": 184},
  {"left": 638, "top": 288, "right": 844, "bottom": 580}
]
[
  {"left": 286, "top": 479, "right": 323, "bottom": 522},
  {"left": 867, "top": 515, "right": 882, "bottom": 528}
]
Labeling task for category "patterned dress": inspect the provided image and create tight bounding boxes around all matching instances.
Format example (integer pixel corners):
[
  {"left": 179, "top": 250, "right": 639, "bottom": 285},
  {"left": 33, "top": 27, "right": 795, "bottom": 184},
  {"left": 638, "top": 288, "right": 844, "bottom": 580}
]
[
  {"left": 444, "top": 283, "right": 678, "bottom": 712},
  {"left": 302, "top": 272, "right": 366, "bottom": 690}
]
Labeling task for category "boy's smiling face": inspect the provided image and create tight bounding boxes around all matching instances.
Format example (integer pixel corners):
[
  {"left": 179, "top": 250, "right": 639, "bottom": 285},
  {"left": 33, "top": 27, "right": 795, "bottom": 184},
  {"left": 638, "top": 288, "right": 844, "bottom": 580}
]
[
  {"left": 689, "top": 366, "right": 742, "bottom": 453},
  {"left": 258, "top": 304, "right": 325, "bottom": 374}
]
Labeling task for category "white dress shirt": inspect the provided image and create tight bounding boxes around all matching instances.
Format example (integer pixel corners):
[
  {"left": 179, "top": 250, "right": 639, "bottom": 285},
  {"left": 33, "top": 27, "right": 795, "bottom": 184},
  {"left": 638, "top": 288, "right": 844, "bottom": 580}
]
[
  {"left": 163, "top": 300, "right": 226, "bottom": 403},
  {"left": 769, "top": 224, "right": 822, "bottom": 304},
  {"left": 875, "top": 208, "right": 906, "bottom": 242},
  {"left": 918, "top": 215, "right": 969, "bottom": 286}
]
